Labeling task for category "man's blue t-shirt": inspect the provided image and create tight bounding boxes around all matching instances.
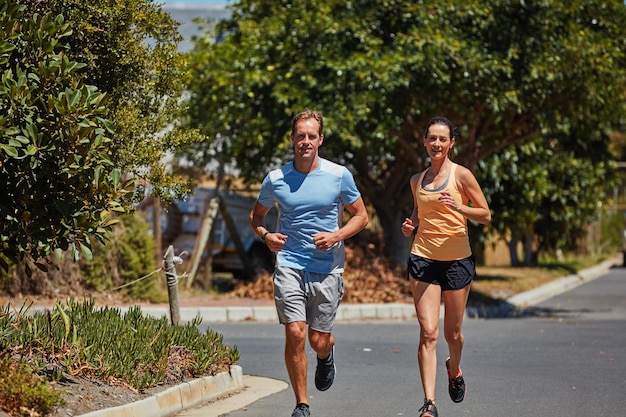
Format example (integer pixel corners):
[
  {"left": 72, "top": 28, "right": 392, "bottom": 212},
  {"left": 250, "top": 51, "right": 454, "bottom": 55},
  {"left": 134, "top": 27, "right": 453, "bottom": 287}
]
[{"left": 258, "top": 158, "right": 361, "bottom": 274}]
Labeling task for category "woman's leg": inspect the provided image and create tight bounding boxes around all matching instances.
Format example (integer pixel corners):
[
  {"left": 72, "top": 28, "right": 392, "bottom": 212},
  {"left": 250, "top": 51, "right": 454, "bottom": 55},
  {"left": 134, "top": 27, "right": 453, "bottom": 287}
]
[
  {"left": 410, "top": 279, "right": 442, "bottom": 402},
  {"left": 442, "top": 284, "right": 471, "bottom": 376}
]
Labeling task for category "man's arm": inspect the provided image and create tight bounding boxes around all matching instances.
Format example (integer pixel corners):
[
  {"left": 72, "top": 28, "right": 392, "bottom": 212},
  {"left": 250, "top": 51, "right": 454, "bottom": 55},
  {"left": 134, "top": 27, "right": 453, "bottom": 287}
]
[
  {"left": 249, "top": 201, "right": 287, "bottom": 252},
  {"left": 312, "top": 197, "right": 369, "bottom": 251},
  {"left": 339, "top": 197, "right": 369, "bottom": 240},
  {"left": 249, "top": 201, "right": 271, "bottom": 236}
]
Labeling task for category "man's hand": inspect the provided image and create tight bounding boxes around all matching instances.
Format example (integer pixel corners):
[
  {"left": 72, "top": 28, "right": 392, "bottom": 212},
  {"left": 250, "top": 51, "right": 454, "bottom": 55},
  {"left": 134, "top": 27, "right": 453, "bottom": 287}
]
[
  {"left": 312, "top": 231, "right": 338, "bottom": 251},
  {"left": 265, "top": 232, "right": 288, "bottom": 252}
]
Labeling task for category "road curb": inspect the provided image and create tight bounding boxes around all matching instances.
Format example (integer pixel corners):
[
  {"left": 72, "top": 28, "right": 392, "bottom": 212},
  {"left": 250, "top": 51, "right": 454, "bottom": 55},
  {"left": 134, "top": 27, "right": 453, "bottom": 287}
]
[
  {"left": 127, "top": 257, "right": 621, "bottom": 323},
  {"left": 110, "top": 302, "right": 417, "bottom": 324},
  {"left": 77, "top": 365, "right": 244, "bottom": 417},
  {"left": 466, "top": 255, "right": 620, "bottom": 318},
  {"left": 30, "top": 258, "right": 619, "bottom": 323}
]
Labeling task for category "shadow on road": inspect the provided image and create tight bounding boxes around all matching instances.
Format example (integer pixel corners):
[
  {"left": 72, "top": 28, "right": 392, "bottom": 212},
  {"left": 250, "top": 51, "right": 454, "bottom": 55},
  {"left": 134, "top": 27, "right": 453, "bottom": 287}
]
[{"left": 466, "top": 301, "right": 610, "bottom": 319}]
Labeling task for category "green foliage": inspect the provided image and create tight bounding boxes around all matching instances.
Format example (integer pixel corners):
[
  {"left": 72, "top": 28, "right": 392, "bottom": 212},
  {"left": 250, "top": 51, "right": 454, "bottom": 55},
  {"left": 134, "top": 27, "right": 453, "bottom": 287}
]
[
  {"left": 0, "top": 1, "right": 130, "bottom": 268},
  {"left": 23, "top": 0, "right": 203, "bottom": 205},
  {"left": 0, "top": 299, "right": 240, "bottom": 393},
  {"left": 1, "top": 0, "right": 205, "bottom": 267},
  {"left": 599, "top": 209, "right": 624, "bottom": 255},
  {"left": 0, "top": 214, "right": 163, "bottom": 301},
  {"left": 182, "top": 0, "right": 626, "bottom": 264},
  {"left": 80, "top": 213, "right": 165, "bottom": 302},
  {"left": 0, "top": 351, "right": 64, "bottom": 417},
  {"left": 481, "top": 132, "right": 618, "bottom": 262}
]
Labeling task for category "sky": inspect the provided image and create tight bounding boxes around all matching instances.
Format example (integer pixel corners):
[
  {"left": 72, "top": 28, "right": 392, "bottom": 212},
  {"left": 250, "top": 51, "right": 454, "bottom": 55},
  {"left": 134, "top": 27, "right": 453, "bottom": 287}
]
[
  {"left": 161, "top": 2, "right": 232, "bottom": 51},
  {"left": 163, "top": 0, "right": 230, "bottom": 6}
]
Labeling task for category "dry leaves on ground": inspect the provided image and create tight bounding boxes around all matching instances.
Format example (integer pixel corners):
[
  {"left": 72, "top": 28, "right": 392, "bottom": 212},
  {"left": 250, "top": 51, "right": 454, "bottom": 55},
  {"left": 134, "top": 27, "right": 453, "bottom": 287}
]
[{"left": 230, "top": 235, "right": 413, "bottom": 304}]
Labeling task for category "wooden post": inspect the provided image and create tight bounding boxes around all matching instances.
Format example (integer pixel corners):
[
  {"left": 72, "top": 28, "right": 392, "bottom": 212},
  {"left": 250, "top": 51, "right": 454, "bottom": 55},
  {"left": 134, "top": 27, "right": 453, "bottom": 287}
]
[
  {"left": 186, "top": 196, "right": 220, "bottom": 289},
  {"left": 217, "top": 193, "right": 255, "bottom": 278},
  {"left": 163, "top": 245, "right": 181, "bottom": 326}
]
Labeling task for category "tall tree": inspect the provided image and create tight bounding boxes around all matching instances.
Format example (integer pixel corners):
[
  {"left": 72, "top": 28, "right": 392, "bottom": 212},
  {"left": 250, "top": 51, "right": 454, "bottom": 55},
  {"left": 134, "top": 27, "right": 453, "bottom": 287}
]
[
  {"left": 481, "top": 132, "right": 617, "bottom": 266},
  {"left": 0, "top": 1, "right": 120, "bottom": 269},
  {"left": 1, "top": 0, "right": 197, "bottom": 269},
  {"left": 23, "top": 0, "right": 199, "bottom": 202},
  {"left": 182, "top": 0, "right": 626, "bottom": 265}
]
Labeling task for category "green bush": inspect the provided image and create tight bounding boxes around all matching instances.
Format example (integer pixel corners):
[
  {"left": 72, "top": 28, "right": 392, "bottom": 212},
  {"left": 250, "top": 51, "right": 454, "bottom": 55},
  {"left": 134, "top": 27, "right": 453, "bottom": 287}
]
[
  {"left": 0, "top": 352, "right": 64, "bottom": 417},
  {"left": 0, "top": 212, "right": 166, "bottom": 302},
  {"left": 81, "top": 212, "right": 165, "bottom": 302},
  {"left": 0, "top": 299, "right": 240, "bottom": 415}
]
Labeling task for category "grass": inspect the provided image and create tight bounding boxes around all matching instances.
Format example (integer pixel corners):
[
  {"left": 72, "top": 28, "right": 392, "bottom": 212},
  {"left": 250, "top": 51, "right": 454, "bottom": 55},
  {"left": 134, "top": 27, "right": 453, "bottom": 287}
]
[
  {"left": 470, "top": 253, "right": 614, "bottom": 305},
  {"left": 0, "top": 298, "right": 240, "bottom": 417}
]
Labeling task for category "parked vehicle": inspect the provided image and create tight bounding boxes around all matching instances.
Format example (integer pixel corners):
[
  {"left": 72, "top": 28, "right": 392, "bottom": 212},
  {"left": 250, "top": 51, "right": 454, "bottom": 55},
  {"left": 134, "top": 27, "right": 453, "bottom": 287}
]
[{"left": 143, "top": 187, "right": 276, "bottom": 280}]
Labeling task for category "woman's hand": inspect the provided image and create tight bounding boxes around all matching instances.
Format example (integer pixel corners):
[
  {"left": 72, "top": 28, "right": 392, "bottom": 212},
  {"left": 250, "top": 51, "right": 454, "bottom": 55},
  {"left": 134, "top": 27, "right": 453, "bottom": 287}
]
[
  {"left": 401, "top": 218, "right": 416, "bottom": 237},
  {"left": 439, "top": 191, "right": 460, "bottom": 211}
]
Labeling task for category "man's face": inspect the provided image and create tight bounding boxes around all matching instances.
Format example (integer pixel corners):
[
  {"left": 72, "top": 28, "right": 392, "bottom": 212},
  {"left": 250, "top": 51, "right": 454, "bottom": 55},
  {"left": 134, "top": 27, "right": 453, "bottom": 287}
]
[{"left": 291, "top": 117, "right": 323, "bottom": 160}]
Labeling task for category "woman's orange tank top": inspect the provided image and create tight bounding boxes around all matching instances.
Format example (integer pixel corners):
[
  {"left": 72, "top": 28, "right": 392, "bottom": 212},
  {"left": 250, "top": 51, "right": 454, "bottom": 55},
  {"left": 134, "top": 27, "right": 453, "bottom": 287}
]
[{"left": 410, "top": 163, "right": 472, "bottom": 261}]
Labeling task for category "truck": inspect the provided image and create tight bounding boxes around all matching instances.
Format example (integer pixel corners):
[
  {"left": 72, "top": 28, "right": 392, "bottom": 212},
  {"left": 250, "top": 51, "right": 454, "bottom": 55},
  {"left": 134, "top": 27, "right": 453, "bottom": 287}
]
[{"left": 143, "top": 187, "right": 277, "bottom": 281}]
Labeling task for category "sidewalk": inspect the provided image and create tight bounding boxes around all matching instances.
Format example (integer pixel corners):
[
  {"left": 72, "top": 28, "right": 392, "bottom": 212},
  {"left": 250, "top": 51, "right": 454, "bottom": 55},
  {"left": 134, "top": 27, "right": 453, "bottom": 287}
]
[
  {"left": 62, "top": 255, "right": 621, "bottom": 324},
  {"left": 72, "top": 254, "right": 619, "bottom": 417},
  {"left": 115, "top": 301, "right": 418, "bottom": 324}
]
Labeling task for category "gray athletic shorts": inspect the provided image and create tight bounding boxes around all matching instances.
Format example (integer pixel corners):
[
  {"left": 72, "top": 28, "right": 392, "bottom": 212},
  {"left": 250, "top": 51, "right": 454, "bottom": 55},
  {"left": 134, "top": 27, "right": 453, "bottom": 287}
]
[{"left": 273, "top": 266, "right": 344, "bottom": 333}]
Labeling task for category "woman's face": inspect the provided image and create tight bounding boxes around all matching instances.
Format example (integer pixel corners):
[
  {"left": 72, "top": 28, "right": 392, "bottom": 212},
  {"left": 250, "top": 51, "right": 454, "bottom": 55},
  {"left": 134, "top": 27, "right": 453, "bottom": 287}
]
[{"left": 423, "top": 123, "right": 454, "bottom": 161}]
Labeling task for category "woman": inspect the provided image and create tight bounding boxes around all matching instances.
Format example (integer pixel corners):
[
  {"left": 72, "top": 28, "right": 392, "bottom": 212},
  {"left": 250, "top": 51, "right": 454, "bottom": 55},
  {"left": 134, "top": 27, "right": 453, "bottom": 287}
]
[{"left": 401, "top": 116, "right": 491, "bottom": 417}]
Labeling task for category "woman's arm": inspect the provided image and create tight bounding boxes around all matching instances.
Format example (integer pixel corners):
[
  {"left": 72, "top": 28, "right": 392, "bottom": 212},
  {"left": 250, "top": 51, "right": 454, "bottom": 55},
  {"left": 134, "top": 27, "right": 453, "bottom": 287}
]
[{"left": 455, "top": 165, "right": 491, "bottom": 225}]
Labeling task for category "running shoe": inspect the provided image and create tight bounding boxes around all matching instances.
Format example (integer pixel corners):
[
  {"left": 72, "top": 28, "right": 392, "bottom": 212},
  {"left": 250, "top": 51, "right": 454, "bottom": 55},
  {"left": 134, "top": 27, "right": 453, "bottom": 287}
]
[
  {"left": 291, "top": 403, "right": 310, "bottom": 417},
  {"left": 446, "top": 357, "right": 466, "bottom": 403},
  {"left": 314, "top": 346, "right": 336, "bottom": 391},
  {"left": 418, "top": 399, "right": 438, "bottom": 417}
]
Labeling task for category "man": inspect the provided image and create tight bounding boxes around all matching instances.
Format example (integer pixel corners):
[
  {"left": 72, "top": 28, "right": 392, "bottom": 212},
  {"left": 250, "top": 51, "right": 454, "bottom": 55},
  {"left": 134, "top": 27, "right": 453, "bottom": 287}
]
[{"left": 249, "top": 109, "right": 368, "bottom": 417}]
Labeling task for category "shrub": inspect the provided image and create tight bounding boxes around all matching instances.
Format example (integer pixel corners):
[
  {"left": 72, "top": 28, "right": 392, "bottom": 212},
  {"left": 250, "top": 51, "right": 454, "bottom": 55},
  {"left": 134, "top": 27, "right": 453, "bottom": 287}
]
[
  {"left": 0, "top": 352, "right": 64, "bottom": 417},
  {"left": 81, "top": 212, "right": 165, "bottom": 302},
  {"left": 0, "top": 299, "right": 240, "bottom": 391},
  {"left": 0, "top": 213, "right": 166, "bottom": 303}
]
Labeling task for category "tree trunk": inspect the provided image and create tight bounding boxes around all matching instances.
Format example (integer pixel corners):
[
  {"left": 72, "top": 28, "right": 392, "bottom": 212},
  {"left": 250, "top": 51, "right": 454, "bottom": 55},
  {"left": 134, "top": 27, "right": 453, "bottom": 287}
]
[
  {"left": 524, "top": 234, "right": 536, "bottom": 265},
  {"left": 508, "top": 238, "right": 520, "bottom": 266},
  {"left": 371, "top": 201, "right": 411, "bottom": 267},
  {"left": 152, "top": 196, "right": 162, "bottom": 262}
]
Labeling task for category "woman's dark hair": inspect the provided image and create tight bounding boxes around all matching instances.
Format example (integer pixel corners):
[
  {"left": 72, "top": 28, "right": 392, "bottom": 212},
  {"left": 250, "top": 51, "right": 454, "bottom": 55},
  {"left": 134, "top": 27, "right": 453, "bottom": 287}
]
[{"left": 423, "top": 116, "right": 455, "bottom": 139}]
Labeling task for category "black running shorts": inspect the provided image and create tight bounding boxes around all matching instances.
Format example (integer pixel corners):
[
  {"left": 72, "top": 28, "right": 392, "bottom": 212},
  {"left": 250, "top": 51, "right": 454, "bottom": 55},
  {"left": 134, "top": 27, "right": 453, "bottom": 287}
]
[{"left": 407, "top": 253, "right": 475, "bottom": 291}]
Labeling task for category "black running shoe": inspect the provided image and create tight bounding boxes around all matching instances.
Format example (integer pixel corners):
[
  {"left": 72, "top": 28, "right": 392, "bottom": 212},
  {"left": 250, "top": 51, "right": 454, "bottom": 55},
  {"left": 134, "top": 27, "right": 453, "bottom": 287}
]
[
  {"left": 291, "top": 403, "right": 310, "bottom": 417},
  {"left": 418, "top": 399, "right": 438, "bottom": 417},
  {"left": 446, "top": 357, "right": 466, "bottom": 403},
  {"left": 314, "top": 346, "right": 336, "bottom": 391}
]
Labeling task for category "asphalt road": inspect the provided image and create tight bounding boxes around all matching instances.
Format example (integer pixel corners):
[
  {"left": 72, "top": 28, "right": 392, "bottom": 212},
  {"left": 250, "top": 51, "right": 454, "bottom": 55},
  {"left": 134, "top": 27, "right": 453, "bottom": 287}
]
[{"left": 203, "top": 266, "right": 626, "bottom": 417}]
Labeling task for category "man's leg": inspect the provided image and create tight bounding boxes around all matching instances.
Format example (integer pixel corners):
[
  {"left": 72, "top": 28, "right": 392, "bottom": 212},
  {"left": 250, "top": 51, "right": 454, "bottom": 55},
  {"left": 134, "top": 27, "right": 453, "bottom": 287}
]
[
  {"left": 284, "top": 321, "right": 308, "bottom": 405},
  {"left": 310, "top": 328, "right": 335, "bottom": 391},
  {"left": 309, "top": 328, "right": 333, "bottom": 359},
  {"left": 306, "top": 271, "right": 343, "bottom": 392}
]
